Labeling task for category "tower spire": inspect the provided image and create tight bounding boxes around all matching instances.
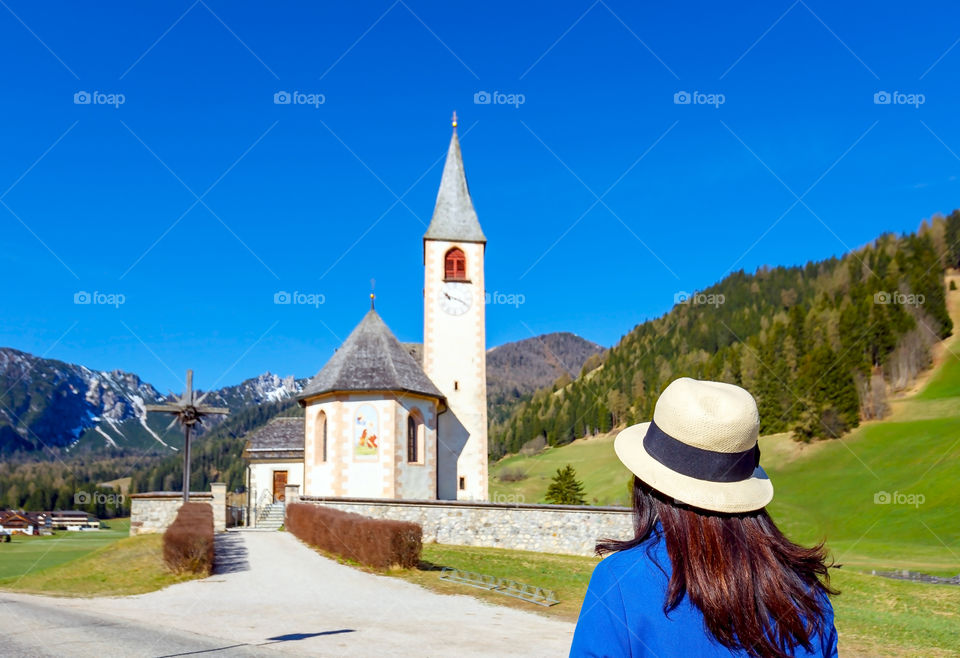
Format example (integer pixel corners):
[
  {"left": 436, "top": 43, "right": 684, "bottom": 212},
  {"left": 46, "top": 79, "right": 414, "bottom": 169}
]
[{"left": 423, "top": 116, "right": 486, "bottom": 244}]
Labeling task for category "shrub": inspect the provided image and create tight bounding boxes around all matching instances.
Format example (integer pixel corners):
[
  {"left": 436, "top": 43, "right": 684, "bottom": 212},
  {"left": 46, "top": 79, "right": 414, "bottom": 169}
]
[
  {"left": 519, "top": 435, "right": 547, "bottom": 455},
  {"left": 497, "top": 467, "right": 528, "bottom": 482},
  {"left": 286, "top": 504, "right": 422, "bottom": 569},
  {"left": 163, "top": 502, "right": 214, "bottom": 575}
]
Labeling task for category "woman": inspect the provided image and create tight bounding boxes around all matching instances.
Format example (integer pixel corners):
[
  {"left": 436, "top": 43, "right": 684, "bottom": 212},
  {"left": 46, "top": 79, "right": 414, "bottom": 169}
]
[{"left": 571, "top": 378, "right": 837, "bottom": 657}]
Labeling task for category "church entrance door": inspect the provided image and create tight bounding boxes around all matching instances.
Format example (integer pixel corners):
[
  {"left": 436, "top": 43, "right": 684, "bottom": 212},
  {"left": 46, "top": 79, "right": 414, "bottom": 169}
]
[{"left": 273, "top": 471, "right": 288, "bottom": 502}]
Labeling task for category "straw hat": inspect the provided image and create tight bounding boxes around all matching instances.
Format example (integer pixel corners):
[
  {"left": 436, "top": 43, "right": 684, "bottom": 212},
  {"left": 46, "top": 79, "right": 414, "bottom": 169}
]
[{"left": 614, "top": 377, "right": 773, "bottom": 513}]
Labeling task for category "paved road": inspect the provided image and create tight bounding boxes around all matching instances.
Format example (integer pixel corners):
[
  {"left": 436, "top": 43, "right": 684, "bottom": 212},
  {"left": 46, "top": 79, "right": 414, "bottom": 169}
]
[
  {"left": 2, "top": 531, "right": 575, "bottom": 656},
  {"left": 0, "top": 595, "right": 270, "bottom": 656}
]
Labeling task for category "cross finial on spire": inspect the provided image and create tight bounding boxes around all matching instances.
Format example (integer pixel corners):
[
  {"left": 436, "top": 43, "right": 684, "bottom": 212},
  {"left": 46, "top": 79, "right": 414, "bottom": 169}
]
[
  {"left": 451, "top": 110, "right": 457, "bottom": 129},
  {"left": 370, "top": 278, "right": 376, "bottom": 310}
]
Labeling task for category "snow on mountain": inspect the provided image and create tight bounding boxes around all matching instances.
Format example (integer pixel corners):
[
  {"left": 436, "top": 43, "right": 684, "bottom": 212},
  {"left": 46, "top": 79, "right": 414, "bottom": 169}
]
[{"left": 0, "top": 347, "right": 305, "bottom": 454}]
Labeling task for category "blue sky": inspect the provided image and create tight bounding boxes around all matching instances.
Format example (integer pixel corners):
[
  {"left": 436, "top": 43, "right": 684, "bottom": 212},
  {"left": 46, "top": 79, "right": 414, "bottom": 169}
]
[{"left": 1, "top": 1, "right": 959, "bottom": 393}]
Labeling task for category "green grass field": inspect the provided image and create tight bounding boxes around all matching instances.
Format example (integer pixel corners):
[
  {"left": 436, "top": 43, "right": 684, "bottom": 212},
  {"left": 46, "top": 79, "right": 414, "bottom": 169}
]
[
  {"left": 769, "top": 413, "right": 960, "bottom": 575},
  {"left": 0, "top": 529, "right": 196, "bottom": 596},
  {"left": 0, "top": 518, "right": 130, "bottom": 582},
  {"left": 491, "top": 433, "right": 633, "bottom": 506}
]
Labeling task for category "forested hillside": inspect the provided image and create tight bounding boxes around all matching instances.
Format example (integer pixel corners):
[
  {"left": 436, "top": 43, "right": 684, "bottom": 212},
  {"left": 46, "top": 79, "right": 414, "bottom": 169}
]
[
  {"left": 0, "top": 400, "right": 302, "bottom": 515},
  {"left": 490, "top": 212, "right": 959, "bottom": 459}
]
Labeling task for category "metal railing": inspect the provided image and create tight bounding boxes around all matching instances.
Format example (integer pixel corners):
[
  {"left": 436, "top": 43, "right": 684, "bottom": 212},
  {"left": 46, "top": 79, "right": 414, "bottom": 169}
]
[
  {"left": 439, "top": 567, "right": 559, "bottom": 606},
  {"left": 252, "top": 489, "right": 277, "bottom": 527}
]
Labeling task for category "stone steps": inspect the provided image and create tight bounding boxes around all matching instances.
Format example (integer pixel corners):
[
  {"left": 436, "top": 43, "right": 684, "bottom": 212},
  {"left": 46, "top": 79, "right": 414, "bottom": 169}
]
[{"left": 255, "top": 503, "right": 285, "bottom": 530}]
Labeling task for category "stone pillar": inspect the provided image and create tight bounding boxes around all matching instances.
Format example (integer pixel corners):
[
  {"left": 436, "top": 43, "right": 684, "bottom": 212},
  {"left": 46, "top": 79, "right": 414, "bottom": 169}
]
[
  {"left": 284, "top": 484, "right": 300, "bottom": 529},
  {"left": 211, "top": 483, "right": 227, "bottom": 533},
  {"left": 284, "top": 483, "right": 300, "bottom": 506}
]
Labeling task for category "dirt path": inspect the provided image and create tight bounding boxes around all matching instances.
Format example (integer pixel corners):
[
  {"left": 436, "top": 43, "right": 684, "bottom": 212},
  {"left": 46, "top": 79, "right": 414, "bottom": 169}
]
[{"left": 3, "top": 531, "right": 574, "bottom": 657}]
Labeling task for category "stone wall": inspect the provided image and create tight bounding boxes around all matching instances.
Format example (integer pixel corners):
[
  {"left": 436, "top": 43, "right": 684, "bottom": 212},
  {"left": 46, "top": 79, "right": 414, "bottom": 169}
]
[
  {"left": 296, "top": 496, "right": 634, "bottom": 556},
  {"left": 129, "top": 492, "right": 214, "bottom": 536}
]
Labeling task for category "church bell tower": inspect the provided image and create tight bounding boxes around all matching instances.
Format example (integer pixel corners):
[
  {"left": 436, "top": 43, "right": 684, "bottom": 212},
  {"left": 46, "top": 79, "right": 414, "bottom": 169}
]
[{"left": 422, "top": 114, "right": 488, "bottom": 501}]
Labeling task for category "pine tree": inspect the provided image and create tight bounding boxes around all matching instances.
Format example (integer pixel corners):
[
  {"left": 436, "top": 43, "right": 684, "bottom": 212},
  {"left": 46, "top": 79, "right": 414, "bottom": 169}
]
[{"left": 544, "top": 464, "right": 587, "bottom": 505}]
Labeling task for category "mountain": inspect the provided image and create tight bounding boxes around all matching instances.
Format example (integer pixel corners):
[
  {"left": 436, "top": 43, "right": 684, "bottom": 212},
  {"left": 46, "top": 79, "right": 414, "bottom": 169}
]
[
  {"left": 486, "top": 333, "right": 605, "bottom": 425},
  {"left": 0, "top": 348, "right": 165, "bottom": 453},
  {"left": 0, "top": 331, "right": 600, "bottom": 457},
  {"left": 70, "top": 372, "right": 307, "bottom": 454},
  {"left": 0, "top": 348, "right": 305, "bottom": 455},
  {"left": 490, "top": 212, "right": 959, "bottom": 459}
]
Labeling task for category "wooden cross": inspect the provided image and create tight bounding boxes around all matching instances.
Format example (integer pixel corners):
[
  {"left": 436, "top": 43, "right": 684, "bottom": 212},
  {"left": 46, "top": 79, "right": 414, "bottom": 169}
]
[{"left": 145, "top": 370, "right": 229, "bottom": 502}]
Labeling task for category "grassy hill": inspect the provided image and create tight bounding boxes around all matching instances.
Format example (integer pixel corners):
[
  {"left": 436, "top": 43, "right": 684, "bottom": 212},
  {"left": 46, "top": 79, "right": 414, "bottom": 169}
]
[
  {"left": 491, "top": 276, "right": 960, "bottom": 576},
  {"left": 491, "top": 433, "right": 631, "bottom": 506}
]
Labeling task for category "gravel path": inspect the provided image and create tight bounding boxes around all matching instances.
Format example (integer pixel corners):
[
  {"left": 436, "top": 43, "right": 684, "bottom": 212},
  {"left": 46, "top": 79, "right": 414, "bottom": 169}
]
[{"left": 2, "top": 530, "right": 574, "bottom": 657}]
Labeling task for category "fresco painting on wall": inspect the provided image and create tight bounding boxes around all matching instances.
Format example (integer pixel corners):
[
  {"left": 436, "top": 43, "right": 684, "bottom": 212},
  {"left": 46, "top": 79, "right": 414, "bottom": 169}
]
[{"left": 354, "top": 404, "right": 379, "bottom": 459}]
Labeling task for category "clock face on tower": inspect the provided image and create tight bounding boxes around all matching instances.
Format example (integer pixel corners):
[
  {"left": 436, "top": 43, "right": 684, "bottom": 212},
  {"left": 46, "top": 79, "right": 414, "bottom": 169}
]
[{"left": 440, "top": 281, "right": 472, "bottom": 316}]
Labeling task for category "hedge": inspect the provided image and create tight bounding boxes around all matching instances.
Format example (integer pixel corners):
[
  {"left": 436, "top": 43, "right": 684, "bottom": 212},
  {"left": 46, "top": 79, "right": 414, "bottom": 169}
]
[
  {"left": 286, "top": 503, "right": 422, "bottom": 569},
  {"left": 163, "top": 502, "right": 214, "bottom": 575}
]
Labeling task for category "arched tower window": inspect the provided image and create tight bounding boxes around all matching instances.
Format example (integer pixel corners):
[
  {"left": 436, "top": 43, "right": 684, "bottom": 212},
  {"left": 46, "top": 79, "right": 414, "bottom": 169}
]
[{"left": 444, "top": 247, "right": 466, "bottom": 280}]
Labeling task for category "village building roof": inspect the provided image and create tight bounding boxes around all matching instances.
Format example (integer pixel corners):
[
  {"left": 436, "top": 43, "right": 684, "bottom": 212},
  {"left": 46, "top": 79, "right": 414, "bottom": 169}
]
[{"left": 242, "top": 417, "right": 305, "bottom": 460}]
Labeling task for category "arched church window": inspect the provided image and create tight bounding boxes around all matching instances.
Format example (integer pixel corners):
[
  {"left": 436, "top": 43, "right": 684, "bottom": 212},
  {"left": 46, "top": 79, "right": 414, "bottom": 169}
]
[
  {"left": 444, "top": 247, "right": 467, "bottom": 280},
  {"left": 319, "top": 411, "right": 327, "bottom": 463},
  {"left": 407, "top": 414, "right": 419, "bottom": 463}
]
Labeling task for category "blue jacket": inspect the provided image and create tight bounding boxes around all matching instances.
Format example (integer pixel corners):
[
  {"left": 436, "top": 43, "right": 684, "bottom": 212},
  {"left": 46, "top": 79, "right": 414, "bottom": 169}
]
[{"left": 570, "top": 535, "right": 838, "bottom": 657}]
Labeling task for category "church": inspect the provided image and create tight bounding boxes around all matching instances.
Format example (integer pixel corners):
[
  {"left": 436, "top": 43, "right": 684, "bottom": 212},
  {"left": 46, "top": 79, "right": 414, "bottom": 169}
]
[{"left": 244, "top": 118, "right": 488, "bottom": 509}]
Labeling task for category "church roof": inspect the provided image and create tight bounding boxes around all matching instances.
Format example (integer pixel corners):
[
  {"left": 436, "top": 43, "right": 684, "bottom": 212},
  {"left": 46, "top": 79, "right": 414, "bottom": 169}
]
[
  {"left": 401, "top": 342, "right": 423, "bottom": 366},
  {"left": 423, "top": 127, "right": 486, "bottom": 244},
  {"left": 298, "top": 310, "right": 444, "bottom": 401},
  {"left": 242, "top": 417, "right": 304, "bottom": 460}
]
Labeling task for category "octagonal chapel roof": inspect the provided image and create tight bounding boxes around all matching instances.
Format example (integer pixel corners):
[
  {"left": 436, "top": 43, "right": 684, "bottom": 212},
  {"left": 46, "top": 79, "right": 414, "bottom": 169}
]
[{"left": 298, "top": 309, "right": 444, "bottom": 402}]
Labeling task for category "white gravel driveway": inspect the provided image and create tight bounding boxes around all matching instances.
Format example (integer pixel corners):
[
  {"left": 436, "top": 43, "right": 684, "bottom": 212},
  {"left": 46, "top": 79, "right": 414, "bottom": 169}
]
[{"left": 2, "top": 530, "right": 574, "bottom": 657}]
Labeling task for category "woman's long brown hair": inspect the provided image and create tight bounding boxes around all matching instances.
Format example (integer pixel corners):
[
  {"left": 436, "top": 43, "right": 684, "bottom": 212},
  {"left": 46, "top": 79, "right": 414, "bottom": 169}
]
[{"left": 597, "top": 477, "right": 837, "bottom": 658}]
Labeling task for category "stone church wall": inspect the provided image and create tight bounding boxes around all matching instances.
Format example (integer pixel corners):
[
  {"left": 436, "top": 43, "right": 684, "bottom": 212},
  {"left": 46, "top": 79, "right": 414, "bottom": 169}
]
[
  {"left": 295, "top": 496, "right": 633, "bottom": 556},
  {"left": 129, "top": 484, "right": 225, "bottom": 535}
]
